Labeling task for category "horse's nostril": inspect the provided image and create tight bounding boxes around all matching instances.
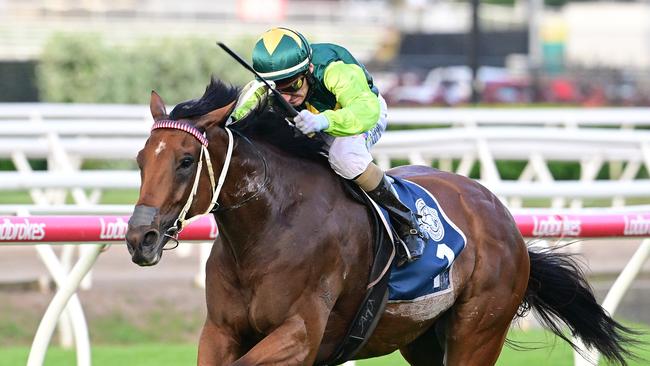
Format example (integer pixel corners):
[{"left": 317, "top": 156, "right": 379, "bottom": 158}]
[{"left": 143, "top": 230, "right": 160, "bottom": 247}]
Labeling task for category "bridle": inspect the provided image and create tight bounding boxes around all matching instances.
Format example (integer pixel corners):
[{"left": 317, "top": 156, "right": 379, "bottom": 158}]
[
  {"left": 151, "top": 120, "right": 232, "bottom": 244},
  {"left": 150, "top": 119, "right": 269, "bottom": 245}
]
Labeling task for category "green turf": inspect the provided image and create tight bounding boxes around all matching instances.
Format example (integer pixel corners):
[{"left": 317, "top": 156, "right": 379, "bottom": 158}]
[
  {"left": 98, "top": 189, "right": 139, "bottom": 205},
  {"left": 0, "top": 189, "right": 139, "bottom": 205},
  {"left": 1, "top": 326, "right": 648, "bottom": 366},
  {"left": 0, "top": 344, "right": 197, "bottom": 366},
  {"left": 357, "top": 327, "right": 650, "bottom": 366},
  {"left": 0, "top": 190, "right": 32, "bottom": 204}
]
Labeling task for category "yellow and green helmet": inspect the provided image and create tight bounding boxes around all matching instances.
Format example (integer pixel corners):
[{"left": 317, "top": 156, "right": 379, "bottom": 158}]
[{"left": 252, "top": 27, "right": 312, "bottom": 81}]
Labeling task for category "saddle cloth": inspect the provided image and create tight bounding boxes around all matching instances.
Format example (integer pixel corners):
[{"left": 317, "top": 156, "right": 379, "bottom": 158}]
[
  {"left": 377, "top": 176, "right": 468, "bottom": 302},
  {"left": 321, "top": 175, "right": 467, "bottom": 365}
]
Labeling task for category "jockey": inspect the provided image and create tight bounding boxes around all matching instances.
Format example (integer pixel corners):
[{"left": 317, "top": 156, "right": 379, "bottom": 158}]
[{"left": 230, "top": 27, "right": 425, "bottom": 263}]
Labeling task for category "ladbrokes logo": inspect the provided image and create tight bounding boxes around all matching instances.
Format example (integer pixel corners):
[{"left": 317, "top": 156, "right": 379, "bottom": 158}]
[
  {"left": 99, "top": 217, "right": 128, "bottom": 240},
  {"left": 624, "top": 215, "right": 650, "bottom": 236},
  {"left": 0, "top": 218, "right": 46, "bottom": 241},
  {"left": 532, "top": 216, "right": 581, "bottom": 237}
]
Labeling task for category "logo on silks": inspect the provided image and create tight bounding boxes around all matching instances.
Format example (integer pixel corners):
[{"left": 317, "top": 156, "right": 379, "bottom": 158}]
[{"left": 415, "top": 198, "right": 444, "bottom": 241}]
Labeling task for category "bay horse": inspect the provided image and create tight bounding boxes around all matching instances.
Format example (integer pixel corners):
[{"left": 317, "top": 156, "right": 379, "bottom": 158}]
[{"left": 125, "top": 78, "right": 638, "bottom": 365}]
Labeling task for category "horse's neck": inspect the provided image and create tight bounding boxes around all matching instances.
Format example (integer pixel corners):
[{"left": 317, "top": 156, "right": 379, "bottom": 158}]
[{"left": 211, "top": 133, "right": 316, "bottom": 256}]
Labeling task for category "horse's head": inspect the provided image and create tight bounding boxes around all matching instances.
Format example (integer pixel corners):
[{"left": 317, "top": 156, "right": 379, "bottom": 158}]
[{"left": 126, "top": 83, "right": 236, "bottom": 266}]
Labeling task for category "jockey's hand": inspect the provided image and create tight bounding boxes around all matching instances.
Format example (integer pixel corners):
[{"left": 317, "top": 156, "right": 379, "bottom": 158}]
[{"left": 294, "top": 110, "right": 329, "bottom": 135}]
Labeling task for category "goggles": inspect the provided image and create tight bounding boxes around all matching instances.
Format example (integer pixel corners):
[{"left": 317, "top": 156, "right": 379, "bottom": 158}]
[{"left": 276, "top": 74, "right": 306, "bottom": 93}]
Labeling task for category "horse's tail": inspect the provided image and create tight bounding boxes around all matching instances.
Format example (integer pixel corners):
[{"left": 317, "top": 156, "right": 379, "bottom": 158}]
[{"left": 520, "top": 247, "right": 641, "bottom": 366}]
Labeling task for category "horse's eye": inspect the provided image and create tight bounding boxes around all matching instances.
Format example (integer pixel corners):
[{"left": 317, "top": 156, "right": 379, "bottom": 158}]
[{"left": 179, "top": 156, "right": 194, "bottom": 169}]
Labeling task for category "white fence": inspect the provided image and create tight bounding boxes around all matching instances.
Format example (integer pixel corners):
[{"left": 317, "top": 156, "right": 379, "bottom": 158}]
[
  {"left": 3, "top": 104, "right": 650, "bottom": 295},
  {"left": 2, "top": 104, "right": 650, "bottom": 365},
  {"left": 2, "top": 104, "right": 650, "bottom": 208}
]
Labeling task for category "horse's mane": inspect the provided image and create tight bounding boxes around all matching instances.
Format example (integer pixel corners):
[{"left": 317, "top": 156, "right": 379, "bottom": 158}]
[
  {"left": 171, "top": 77, "right": 327, "bottom": 161},
  {"left": 170, "top": 77, "right": 239, "bottom": 119}
]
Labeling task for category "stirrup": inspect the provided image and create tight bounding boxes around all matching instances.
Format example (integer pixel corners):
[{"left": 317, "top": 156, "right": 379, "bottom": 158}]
[
  {"left": 395, "top": 236, "right": 410, "bottom": 267},
  {"left": 395, "top": 234, "right": 424, "bottom": 267}
]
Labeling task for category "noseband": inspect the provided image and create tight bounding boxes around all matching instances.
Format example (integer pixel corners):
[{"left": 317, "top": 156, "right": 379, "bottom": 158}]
[{"left": 151, "top": 120, "right": 234, "bottom": 237}]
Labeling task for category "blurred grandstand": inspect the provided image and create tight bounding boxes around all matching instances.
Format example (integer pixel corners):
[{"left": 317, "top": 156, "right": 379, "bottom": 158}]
[{"left": 1, "top": 0, "right": 650, "bottom": 105}]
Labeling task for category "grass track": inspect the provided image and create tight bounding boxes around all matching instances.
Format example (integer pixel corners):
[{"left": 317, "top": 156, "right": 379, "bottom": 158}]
[{"left": 2, "top": 326, "right": 648, "bottom": 366}]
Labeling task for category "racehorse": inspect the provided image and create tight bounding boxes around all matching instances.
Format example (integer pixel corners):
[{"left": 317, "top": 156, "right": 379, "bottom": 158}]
[{"left": 125, "top": 78, "right": 638, "bottom": 365}]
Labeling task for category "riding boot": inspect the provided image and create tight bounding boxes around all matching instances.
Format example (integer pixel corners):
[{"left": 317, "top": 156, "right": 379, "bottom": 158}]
[{"left": 366, "top": 175, "right": 426, "bottom": 263}]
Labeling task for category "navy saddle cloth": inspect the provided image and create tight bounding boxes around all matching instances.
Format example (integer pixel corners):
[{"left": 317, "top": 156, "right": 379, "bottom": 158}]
[{"left": 380, "top": 176, "right": 467, "bottom": 302}]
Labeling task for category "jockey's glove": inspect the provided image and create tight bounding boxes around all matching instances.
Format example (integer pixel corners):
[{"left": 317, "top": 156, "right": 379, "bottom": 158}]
[{"left": 294, "top": 110, "right": 329, "bottom": 135}]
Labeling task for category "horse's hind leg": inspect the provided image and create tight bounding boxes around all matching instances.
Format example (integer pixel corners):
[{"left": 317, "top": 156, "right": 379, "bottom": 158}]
[
  {"left": 443, "top": 306, "right": 513, "bottom": 366},
  {"left": 443, "top": 252, "right": 529, "bottom": 365},
  {"left": 399, "top": 291, "right": 519, "bottom": 366},
  {"left": 399, "top": 319, "right": 446, "bottom": 366}
]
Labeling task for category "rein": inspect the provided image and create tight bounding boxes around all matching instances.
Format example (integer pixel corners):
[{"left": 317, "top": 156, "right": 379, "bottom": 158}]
[{"left": 211, "top": 128, "right": 270, "bottom": 213}]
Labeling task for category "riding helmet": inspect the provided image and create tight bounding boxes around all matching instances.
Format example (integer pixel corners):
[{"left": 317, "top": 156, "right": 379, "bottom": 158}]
[{"left": 252, "top": 27, "right": 312, "bottom": 81}]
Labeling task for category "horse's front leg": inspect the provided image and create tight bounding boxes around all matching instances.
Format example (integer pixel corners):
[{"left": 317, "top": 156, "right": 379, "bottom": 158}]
[
  {"left": 198, "top": 318, "right": 240, "bottom": 366},
  {"left": 232, "top": 313, "right": 326, "bottom": 366}
]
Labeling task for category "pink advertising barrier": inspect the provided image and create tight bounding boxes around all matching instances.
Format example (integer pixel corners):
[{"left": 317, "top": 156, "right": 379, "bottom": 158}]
[
  {"left": 0, "top": 215, "right": 217, "bottom": 243},
  {"left": 1, "top": 213, "right": 650, "bottom": 243}
]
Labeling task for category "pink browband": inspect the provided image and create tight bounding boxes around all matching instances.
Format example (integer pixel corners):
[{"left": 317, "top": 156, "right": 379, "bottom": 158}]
[{"left": 151, "top": 119, "right": 209, "bottom": 146}]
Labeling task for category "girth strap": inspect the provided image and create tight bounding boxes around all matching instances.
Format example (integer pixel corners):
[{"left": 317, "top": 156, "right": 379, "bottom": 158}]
[{"left": 317, "top": 179, "right": 395, "bottom": 366}]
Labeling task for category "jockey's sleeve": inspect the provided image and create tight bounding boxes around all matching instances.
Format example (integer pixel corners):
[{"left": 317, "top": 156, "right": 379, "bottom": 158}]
[
  {"left": 230, "top": 80, "right": 270, "bottom": 122},
  {"left": 321, "top": 61, "right": 380, "bottom": 136}
]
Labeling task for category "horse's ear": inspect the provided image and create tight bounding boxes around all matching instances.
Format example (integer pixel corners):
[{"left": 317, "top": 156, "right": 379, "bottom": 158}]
[
  {"left": 194, "top": 101, "right": 236, "bottom": 131},
  {"left": 150, "top": 90, "right": 168, "bottom": 121}
]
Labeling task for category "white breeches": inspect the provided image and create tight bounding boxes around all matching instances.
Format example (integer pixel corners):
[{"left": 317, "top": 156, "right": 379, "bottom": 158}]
[{"left": 326, "top": 94, "right": 388, "bottom": 179}]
